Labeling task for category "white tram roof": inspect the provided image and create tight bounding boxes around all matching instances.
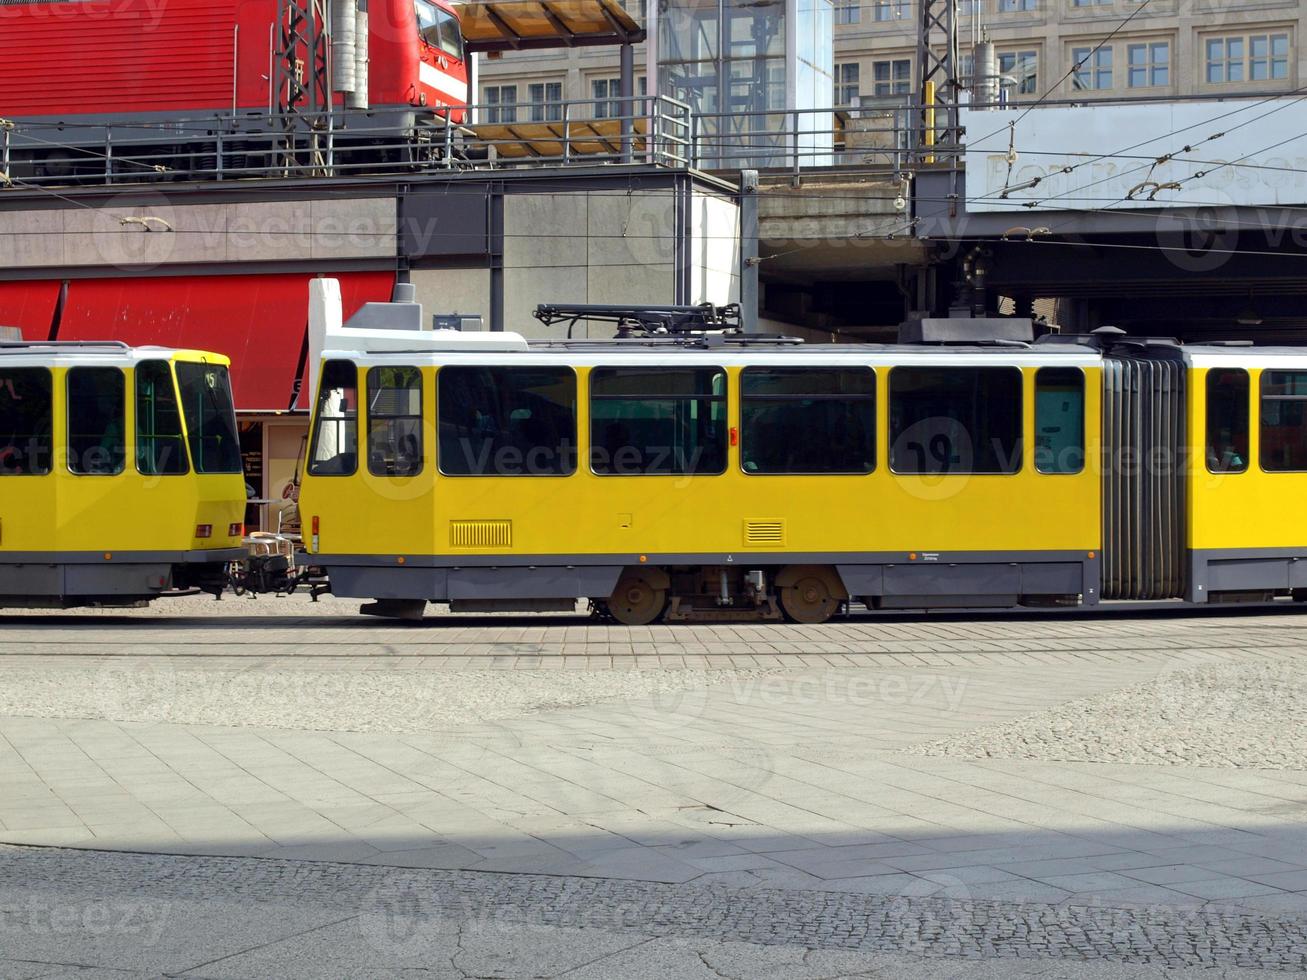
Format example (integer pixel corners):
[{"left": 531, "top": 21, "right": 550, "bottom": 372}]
[
  {"left": 0, "top": 341, "right": 226, "bottom": 369},
  {"left": 321, "top": 336, "right": 1109, "bottom": 369}
]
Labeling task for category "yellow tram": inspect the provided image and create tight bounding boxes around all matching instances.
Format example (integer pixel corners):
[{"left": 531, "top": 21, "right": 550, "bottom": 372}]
[
  {"left": 0, "top": 341, "right": 246, "bottom": 608},
  {"left": 298, "top": 283, "right": 1307, "bottom": 624}
]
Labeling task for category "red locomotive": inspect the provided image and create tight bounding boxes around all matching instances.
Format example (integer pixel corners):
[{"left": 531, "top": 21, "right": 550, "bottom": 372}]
[{"left": 0, "top": 0, "right": 469, "bottom": 178}]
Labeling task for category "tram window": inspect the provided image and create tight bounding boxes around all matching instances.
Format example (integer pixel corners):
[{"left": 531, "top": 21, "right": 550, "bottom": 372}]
[
  {"left": 135, "top": 361, "right": 188, "bottom": 476},
  {"left": 67, "top": 367, "right": 126, "bottom": 476},
  {"left": 590, "top": 367, "right": 727, "bottom": 476},
  {"left": 176, "top": 363, "right": 242, "bottom": 474},
  {"left": 888, "top": 367, "right": 1022, "bottom": 474},
  {"left": 740, "top": 367, "right": 875, "bottom": 474},
  {"left": 308, "top": 360, "right": 359, "bottom": 476},
  {"left": 367, "top": 366, "right": 424, "bottom": 477},
  {"left": 1206, "top": 368, "right": 1249, "bottom": 474},
  {"left": 438, "top": 366, "right": 576, "bottom": 476},
  {"left": 1260, "top": 369, "right": 1307, "bottom": 472},
  {"left": 1034, "top": 367, "right": 1085, "bottom": 474},
  {"left": 0, "top": 367, "right": 52, "bottom": 476}
]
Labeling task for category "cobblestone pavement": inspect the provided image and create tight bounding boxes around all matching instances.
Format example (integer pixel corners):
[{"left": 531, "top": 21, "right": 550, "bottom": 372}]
[
  {"left": 0, "top": 845, "right": 1301, "bottom": 978},
  {"left": 4, "top": 599, "right": 1307, "bottom": 975}
]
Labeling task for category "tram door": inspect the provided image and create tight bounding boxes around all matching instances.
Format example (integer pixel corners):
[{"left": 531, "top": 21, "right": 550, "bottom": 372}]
[{"left": 1100, "top": 348, "right": 1187, "bottom": 600}]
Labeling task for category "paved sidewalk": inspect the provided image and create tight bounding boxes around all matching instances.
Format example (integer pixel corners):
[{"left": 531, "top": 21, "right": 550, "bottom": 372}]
[{"left": 4, "top": 601, "right": 1307, "bottom": 972}]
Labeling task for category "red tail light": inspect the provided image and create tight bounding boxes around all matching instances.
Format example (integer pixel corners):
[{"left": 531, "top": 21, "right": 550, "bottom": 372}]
[
  {"left": 312, "top": 516, "right": 320, "bottom": 534},
  {"left": 195, "top": 524, "right": 213, "bottom": 538},
  {"left": 228, "top": 523, "right": 243, "bottom": 537}
]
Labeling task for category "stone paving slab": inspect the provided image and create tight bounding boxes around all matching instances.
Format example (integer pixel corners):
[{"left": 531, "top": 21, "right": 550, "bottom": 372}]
[{"left": 6, "top": 602, "right": 1307, "bottom": 973}]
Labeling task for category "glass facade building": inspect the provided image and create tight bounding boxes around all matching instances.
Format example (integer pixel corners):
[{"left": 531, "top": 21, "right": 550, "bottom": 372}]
[{"left": 652, "top": 0, "right": 834, "bottom": 166}]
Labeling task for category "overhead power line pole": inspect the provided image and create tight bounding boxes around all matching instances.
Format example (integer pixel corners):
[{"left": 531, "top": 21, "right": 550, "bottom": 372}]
[{"left": 916, "top": 0, "right": 961, "bottom": 157}]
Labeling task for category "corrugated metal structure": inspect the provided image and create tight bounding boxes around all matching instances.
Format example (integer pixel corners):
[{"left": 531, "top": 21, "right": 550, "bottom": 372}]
[{"left": 1101, "top": 350, "right": 1187, "bottom": 600}]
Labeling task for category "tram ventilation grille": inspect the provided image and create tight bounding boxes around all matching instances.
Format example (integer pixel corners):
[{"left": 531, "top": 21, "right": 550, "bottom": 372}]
[
  {"left": 450, "top": 520, "right": 512, "bottom": 549},
  {"left": 744, "top": 520, "right": 786, "bottom": 547}
]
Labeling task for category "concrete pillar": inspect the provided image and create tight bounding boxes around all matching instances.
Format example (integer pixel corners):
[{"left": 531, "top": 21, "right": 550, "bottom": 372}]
[{"left": 739, "top": 169, "right": 759, "bottom": 332}]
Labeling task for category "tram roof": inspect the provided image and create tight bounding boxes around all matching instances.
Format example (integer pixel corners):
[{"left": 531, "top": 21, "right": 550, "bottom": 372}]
[
  {"left": 320, "top": 337, "right": 1109, "bottom": 368},
  {"left": 0, "top": 341, "right": 230, "bottom": 367}
]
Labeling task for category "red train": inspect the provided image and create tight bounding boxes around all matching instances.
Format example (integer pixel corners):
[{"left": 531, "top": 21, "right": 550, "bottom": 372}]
[{"left": 0, "top": 0, "right": 469, "bottom": 178}]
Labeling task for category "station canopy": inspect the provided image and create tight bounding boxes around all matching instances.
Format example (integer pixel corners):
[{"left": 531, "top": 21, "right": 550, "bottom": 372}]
[{"left": 459, "top": 0, "right": 645, "bottom": 52}]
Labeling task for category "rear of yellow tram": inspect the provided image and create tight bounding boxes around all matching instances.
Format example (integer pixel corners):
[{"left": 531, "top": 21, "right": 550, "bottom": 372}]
[{"left": 0, "top": 343, "right": 246, "bottom": 608}]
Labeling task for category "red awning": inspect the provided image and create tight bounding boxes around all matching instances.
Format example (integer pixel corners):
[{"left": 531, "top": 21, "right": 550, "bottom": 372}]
[
  {"left": 0, "top": 281, "right": 61, "bottom": 340},
  {"left": 57, "top": 272, "right": 394, "bottom": 411}
]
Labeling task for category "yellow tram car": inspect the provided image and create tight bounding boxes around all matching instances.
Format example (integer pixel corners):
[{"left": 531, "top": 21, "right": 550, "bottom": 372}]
[
  {"left": 0, "top": 341, "right": 246, "bottom": 608},
  {"left": 298, "top": 284, "right": 1307, "bottom": 624}
]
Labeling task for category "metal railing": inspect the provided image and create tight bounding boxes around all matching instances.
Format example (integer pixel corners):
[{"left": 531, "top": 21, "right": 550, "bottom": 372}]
[
  {"left": 0, "top": 96, "right": 692, "bottom": 187},
  {"left": 688, "top": 103, "right": 922, "bottom": 174}
]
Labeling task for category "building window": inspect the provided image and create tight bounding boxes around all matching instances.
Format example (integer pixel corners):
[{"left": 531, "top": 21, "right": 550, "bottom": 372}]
[
  {"left": 1127, "top": 41, "right": 1169, "bottom": 87},
  {"left": 527, "top": 81, "right": 563, "bottom": 122},
  {"left": 1260, "top": 370, "right": 1307, "bottom": 472},
  {"left": 835, "top": 63, "right": 861, "bottom": 105},
  {"left": 1071, "top": 0, "right": 1110, "bottom": 5},
  {"left": 999, "top": 50, "right": 1038, "bottom": 94},
  {"left": 1207, "top": 33, "right": 1290, "bottom": 83},
  {"left": 0, "top": 367, "right": 51, "bottom": 476},
  {"left": 957, "top": 0, "right": 982, "bottom": 14},
  {"left": 834, "top": 0, "right": 860, "bottom": 25},
  {"left": 437, "top": 367, "right": 577, "bottom": 477},
  {"left": 484, "top": 85, "right": 518, "bottom": 123},
  {"left": 1071, "top": 46, "right": 1112, "bottom": 89},
  {"left": 1252, "top": 33, "right": 1290, "bottom": 81},
  {"left": 308, "top": 360, "right": 358, "bottom": 476},
  {"left": 872, "top": 58, "right": 912, "bottom": 97},
  {"left": 1206, "top": 368, "right": 1249, "bottom": 474},
  {"left": 67, "top": 367, "right": 126, "bottom": 477},
  {"left": 592, "top": 77, "right": 646, "bottom": 117},
  {"left": 1034, "top": 368, "right": 1084, "bottom": 474},
  {"left": 135, "top": 361, "right": 188, "bottom": 476},
  {"left": 871, "top": 0, "right": 908, "bottom": 20},
  {"left": 998, "top": 0, "right": 1035, "bottom": 10},
  {"left": 740, "top": 368, "right": 876, "bottom": 474},
  {"left": 176, "top": 363, "right": 242, "bottom": 474},
  {"left": 366, "top": 366, "right": 424, "bottom": 478},
  {"left": 590, "top": 367, "right": 727, "bottom": 476},
  {"left": 889, "top": 367, "right": 1023, "bottom": 474}
]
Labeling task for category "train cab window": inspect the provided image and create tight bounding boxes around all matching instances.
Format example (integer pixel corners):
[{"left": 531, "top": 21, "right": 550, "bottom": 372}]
[
  {"left": 1206, "top": 368, "right": 1249, "bottom": 474},
  {"left": 308, "top": 360, "right": 359, "bottom": 476},
  {"left": 135, "top": 361, "right": 188, "bottom": 476},
  {"left": 889, "top": 367, "right": 1022, "bottom": 474},
  {"left": 590, "top": 367, "right": 727, "bottom": 476},
  {"left": 0, "top": 367, "right": 52, "bottom": 476},
  {"left": 367, "top": 367, "right": 424, "bottom": 477},
  {"left": 438, "top": 366, "right": 576, "bottom": 476},
  {"left": 176, "top": 363, "right": 242, "bottom": 474},
  {"left": 1260, "top": 369, "right": 1307, "bottom": 472},
  {"left": 740, "top": 367, "right": 875, "bottom": 474},
  {"left": 1034, "top": 368, "right": 1085, "bottom": 474},
  {"left": 67, "top": 367, "right": 126, "bottom": 476},
  {"left": 416, "top": 0, "right": 463, "bottom": 59}
]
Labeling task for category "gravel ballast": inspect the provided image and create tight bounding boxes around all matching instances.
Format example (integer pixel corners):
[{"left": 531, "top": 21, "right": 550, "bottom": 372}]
[{"left": 908, "top": 662, "right": 1307, "bottom": 770}]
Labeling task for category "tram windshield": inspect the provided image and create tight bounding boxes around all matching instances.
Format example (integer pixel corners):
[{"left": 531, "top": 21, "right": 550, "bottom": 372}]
[{"left": 175, "top": 362, "right": 242, "bottom": 474}]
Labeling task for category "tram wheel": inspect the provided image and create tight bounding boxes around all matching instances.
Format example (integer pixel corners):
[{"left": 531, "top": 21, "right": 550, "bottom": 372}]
[
  {"left": 779, "top": 573, "right": 839, "bottom": 624},
  {"left": 608, "top": 571, "right": 667, "bottom": 626}
]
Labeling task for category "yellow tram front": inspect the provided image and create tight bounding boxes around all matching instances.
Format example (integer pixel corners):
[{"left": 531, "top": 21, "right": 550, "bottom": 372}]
[{"left": 0, "top": 341, "right": 246, "bottom": 608}]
